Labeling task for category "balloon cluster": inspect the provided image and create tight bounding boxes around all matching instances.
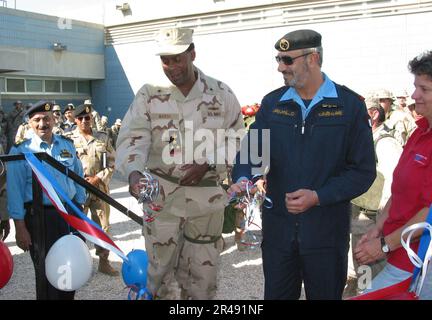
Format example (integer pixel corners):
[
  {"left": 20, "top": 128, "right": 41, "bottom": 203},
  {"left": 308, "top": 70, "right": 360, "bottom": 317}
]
[
  {"left": 229, "top": 177, "right": 272, "bottom": 250},
  {"left": 138, "top": 171, "right": 163, "bottom": 224}
]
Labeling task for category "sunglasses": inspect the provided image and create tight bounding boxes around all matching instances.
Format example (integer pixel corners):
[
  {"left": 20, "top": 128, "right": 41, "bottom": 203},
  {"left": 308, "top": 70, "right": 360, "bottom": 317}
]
[
  {"left": 275, "top": 52, "right": 313, "bottom": 65},
  {"left": 77, "top": 115, "right": 91, "bottom": 121}
]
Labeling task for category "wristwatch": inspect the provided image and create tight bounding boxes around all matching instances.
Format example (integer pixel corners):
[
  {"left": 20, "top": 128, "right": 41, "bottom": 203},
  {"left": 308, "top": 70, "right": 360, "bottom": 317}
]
[{"left": 381, "top": 237, "right": 390, "bottom": 253}]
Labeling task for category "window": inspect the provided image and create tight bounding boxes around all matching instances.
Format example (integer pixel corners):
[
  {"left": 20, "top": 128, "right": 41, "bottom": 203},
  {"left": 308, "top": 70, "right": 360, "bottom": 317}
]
[
  {"left": 62, "top": 80, "right": 77, "bottom": 93},
  {"left": 26, "top": 79, "right": 43, "bottom": 92},
  {"left": 78, "top": 81, "right": 90, "bottom": 94},
  {"left": 45, "top": 80, "right": 61, "bottom": 92},
  {"left": 6, "top": 78, "right": 25, "bottom": 92},
  {"left": 0, "top": 78, "right": 4, "bottom": 92}
]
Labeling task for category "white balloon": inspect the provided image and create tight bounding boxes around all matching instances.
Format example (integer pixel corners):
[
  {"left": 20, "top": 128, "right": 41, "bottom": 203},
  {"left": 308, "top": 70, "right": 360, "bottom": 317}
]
[{"left": 45, "top": 234, "right": 93, "bottom": 292}]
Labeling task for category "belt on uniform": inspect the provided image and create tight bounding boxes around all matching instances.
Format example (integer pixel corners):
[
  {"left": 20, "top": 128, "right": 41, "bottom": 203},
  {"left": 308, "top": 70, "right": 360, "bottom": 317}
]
[
  {"left": 149, "top": 169, "right": 219, "bottom": 187},
  {"left": 183, "top": 233, "right": 221, "bottom": 244},
  {"left": 354, "top": 205, "right": 378, "bottom": 218}
]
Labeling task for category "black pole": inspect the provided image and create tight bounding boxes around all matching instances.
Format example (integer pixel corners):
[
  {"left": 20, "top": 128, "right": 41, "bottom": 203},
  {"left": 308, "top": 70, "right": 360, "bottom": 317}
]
[
  {"left": 0, "top": 153, "right": 142, "bottom": 225},
  {"left": 31, "top": 171, "right": 47, "bottom": 300}
]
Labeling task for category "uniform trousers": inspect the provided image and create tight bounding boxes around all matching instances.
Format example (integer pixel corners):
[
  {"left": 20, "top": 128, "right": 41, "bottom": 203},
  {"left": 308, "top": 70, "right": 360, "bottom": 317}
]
[
  {"left": 262, "top": 213, "right": 348, "bottom": 300},
  {"left": 24, "top": 204, "right": 80, "bottom": 300}
]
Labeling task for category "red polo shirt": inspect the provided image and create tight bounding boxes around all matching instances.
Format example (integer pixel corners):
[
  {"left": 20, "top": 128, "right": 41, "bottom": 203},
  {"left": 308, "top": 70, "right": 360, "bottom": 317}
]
[{"left": 383, "top": 117, "right": 432, "bottom": 272}]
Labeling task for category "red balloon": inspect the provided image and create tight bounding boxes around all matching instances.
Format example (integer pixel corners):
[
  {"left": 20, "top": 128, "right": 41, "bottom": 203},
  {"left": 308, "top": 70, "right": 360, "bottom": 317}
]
[{"left": 0, "top": 240, "right": 13, "bottom": 289}]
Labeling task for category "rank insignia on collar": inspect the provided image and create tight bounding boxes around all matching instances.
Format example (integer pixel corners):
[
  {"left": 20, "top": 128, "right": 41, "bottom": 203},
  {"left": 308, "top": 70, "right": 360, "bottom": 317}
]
[{"left": 60, "top": 149, "right": 73, "bottom": 158}]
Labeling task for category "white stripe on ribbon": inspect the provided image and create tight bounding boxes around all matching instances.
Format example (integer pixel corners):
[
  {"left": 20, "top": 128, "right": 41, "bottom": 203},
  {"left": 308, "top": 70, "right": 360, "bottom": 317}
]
[{"left": 24, "top": 152, "right": 127, "bottom": 261}]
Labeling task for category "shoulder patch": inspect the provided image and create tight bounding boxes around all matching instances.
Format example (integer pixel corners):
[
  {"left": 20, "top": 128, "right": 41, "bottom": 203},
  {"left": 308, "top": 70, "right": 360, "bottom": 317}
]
[
  {"left": 14, "top": 138, "right": 29, "bottom": 146},
  {"left": 339, "top": 85, "right": 365, "bottom": 101},
  {"left": 58, "top": 135, "right": 74, "bottom": 143}
]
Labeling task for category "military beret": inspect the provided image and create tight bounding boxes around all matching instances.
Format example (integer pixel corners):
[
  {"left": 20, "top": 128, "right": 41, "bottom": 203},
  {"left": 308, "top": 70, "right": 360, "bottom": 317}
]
[
  {"left": 24, "top": 101, "right": 53, "bottom": 118},
  {"left": 73, "top": 104, "right": 92, "bottom": 117},
  {"left": 63, "top": 103, "right": 75, "bottom": 114},
  {"left": 275, "top": 29, "right": 322, "bottom": 52}
]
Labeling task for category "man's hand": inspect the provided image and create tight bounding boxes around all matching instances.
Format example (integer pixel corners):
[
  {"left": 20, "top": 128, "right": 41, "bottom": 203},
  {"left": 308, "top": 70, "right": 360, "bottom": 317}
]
[
  {"left": 356, "top": 226, "right": 381, "bottom": 247},
  {"left": 227, "top": 178, "right": 266, "bottom": 209},
  {"left": 0, "top": 219, "right": 10, "bottom": 241},
  {"left": 285, "top": 189, "right": 319, "bottom": 214},
  {"left": 85, "top": 175, "right": 101, "bottom": 187},
  {"left": 14, "top": 220, "right": 32, "bottom": 252},
  {"left": 128, "top": 171, "right": 145, "bottom": 199},
  {"left": 354, "top": 237, "right": 386, "bottom": 265},
  {"left": 178, "top": 162, "right": 209, "bottom": 186}
]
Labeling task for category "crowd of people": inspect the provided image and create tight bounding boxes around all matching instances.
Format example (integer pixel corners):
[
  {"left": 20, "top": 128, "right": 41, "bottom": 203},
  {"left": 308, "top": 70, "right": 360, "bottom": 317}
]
[{"left": 0, "top": 25, "right": 431, "bottom": 301}]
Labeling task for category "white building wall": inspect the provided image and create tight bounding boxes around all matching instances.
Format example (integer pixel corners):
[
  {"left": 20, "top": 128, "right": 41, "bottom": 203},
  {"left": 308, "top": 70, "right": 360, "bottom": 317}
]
[{"left": 110, "top": 10, "right": 432, "bottom": 106}]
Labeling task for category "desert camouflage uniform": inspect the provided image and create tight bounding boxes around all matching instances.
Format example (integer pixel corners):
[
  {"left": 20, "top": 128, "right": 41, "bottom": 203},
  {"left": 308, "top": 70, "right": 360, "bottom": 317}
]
[
  {"left": 384, "top": 107, "right": 417, "bottom": 147},
  {"left": 66, "top": 128, "right": 115, "bottom": 258},
  {"left": 116, "top": 67, "right": 244, "bottom": 299},
  {"left": 15, "top": 122, "right": 32, "bottom": 143}
]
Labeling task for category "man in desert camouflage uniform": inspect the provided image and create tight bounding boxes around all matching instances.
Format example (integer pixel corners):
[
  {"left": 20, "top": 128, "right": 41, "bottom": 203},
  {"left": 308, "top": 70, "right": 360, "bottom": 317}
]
[
  {"left": 6, "top": 101, "right": 26, "bottom": 152},
  {"left": 115, "top": 27, "right": 244, "bottom": 299},
  {"left": 66, "top": 104, "right": 118, "bottom": 276},
  {"left": 374, "top": 88, "right": 416, "bottom": 147}
]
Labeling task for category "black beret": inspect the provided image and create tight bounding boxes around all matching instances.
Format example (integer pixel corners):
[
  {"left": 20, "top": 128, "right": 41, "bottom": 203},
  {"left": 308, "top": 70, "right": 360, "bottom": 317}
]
[
  {"left": 73, "top": 104, "right": 92, "bottom": 117},
  {"left": 24, "top": 101, "right": 53, "bottom": 118},
  {"left": 275, "top": 29, "right": 322, "bottom": 52},
  {"left": 63, "top": 104, "right": 75, "bottom": 114}
]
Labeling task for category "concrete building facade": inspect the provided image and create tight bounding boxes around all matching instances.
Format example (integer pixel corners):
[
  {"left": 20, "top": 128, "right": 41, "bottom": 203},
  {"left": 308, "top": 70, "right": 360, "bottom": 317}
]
[{"left": 1, "top": 0, "right": 432, "bottom": 123}]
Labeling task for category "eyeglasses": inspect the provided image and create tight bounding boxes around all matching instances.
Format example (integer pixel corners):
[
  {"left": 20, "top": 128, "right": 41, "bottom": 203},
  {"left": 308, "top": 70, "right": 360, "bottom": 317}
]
[
  {"left": 275, "top": 52, "right": 313, "bottom": 65},
  {"left": 76, "top": 115, "right": 91, "bottom": 121}
]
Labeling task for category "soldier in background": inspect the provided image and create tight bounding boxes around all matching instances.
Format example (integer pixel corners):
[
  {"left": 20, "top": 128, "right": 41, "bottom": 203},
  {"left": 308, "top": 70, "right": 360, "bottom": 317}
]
[
  {"left": 83, "top": 99, "right": 103, "bottom": 132},
  {"left": 61, "top": 103, "right": 76, "bottom": 133},
  {"left": 0, "top": 107, "right": 8, "bottom": 152},
  {"left": 0, "top": 132, "right": 9, "bottom": 241},
  {"left": 115, "top": 27, "right": 244, "bottom": 299},
  {"left": 374, "top": 89, "right": 416, "bottom": 147},
  {"left": 6, "top": 100, "right": 25, "bottom": 152},
  {"left": 110, "top": 119, "right": 122, "bottom": 148},
  {"left": 15, "top": 103, "right": 33, "bottom": 143},
  {"left": 51, "top": 104, "right": 64, "bottom": 136},
  {"left": 66, "top": 104, "right": 118, "bottom": 276}
]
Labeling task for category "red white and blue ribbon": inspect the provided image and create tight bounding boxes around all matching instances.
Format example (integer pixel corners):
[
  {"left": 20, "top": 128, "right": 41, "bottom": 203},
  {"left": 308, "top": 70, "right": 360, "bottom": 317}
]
[{"left": 24, "top": 152, "right": 128, "bottom": 261}]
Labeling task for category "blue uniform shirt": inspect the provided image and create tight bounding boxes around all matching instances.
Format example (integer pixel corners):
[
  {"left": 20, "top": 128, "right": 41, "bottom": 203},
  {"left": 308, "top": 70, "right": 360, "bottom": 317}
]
[
  {"left": 7, "top": 133, "right": 86, "bottom": 219},
  {"left": 279, "top": 72, "right": 338, "bottom": 120}
]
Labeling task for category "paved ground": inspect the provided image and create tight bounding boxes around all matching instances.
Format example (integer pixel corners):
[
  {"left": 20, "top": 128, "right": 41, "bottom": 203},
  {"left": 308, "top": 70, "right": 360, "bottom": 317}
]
[{"left": 0, "top": 174, "right": 265, "bottom": 300}]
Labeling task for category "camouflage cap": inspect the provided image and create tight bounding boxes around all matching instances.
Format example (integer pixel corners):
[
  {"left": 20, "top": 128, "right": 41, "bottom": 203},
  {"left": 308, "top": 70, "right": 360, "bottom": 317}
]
[
  {"left": 155, "top": 27, "right": 194, "bottom": 56},
  {"left": 275, "top": 29, "right": 322, "bottom": 52},
  {"left": 73, "top": 104, "right": 92, "bottom": 117},
  {"left": 365, "top": 97, "right": 381, "bottom": 110},
  {"left": 24, "top": 101, "right": 53, "bottom": 118},
  {"left": 52, "top": 104, "right": 61, "bottom": 112}
]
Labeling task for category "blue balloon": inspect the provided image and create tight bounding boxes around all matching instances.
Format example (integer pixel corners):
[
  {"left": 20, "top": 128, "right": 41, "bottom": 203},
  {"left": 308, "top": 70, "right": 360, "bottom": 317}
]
[{"left": 122, "top": 249, "right": 148, "bottom": 290}]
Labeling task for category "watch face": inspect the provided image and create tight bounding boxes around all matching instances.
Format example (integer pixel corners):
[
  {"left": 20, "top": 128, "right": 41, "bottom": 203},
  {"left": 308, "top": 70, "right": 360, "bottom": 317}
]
[{"left": 382, "top": 244, "right": 390, "bottom": 253}]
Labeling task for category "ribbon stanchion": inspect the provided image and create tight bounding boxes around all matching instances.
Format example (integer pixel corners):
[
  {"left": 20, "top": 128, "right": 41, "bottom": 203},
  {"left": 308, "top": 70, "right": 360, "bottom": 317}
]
[{"left": 24, "top": 152, "right": 153, "bottom": 299}]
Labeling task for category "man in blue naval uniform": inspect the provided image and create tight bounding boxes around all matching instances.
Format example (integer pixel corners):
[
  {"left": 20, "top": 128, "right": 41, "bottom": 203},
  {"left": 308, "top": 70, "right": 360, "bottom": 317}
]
[
  {"left": 7, "top": 101, "right": 86, "bottom": 300},
  {"left": 230, "top": 29, "right": 376, "bottom": 300}
]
